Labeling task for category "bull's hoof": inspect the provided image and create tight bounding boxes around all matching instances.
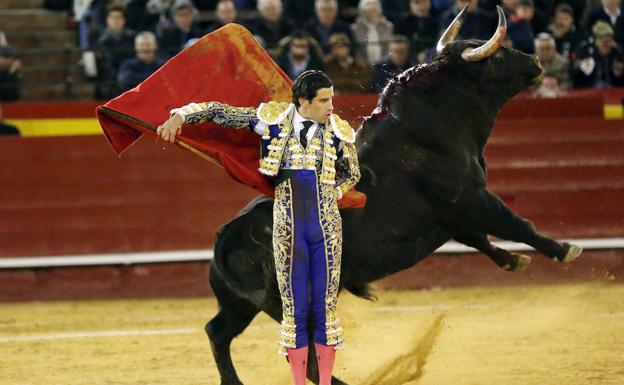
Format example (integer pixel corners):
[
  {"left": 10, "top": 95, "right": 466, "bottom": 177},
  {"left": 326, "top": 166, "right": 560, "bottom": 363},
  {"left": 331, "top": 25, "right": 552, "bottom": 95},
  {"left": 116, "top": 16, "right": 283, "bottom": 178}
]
[
  {"left": 560, "top": 242, "right": 583, "bottom": 263},
  {"left": 510, "top": 253, "right": 531, "bottom": 271}
]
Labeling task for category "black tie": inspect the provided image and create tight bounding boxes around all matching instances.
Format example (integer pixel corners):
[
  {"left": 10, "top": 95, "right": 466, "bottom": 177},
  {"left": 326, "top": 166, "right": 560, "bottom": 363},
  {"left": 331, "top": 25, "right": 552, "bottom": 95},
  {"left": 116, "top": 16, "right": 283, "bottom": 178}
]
[{"left": 300, "top": 120, "right": 314, "bottom": 148}]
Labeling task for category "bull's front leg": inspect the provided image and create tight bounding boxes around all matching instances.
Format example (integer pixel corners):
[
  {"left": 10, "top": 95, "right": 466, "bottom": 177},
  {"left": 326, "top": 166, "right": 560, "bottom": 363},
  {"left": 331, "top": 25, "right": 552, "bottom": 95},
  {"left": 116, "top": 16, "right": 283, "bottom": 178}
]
[{"left": 454, "top": 188, "right": 582, "bottom": 262}]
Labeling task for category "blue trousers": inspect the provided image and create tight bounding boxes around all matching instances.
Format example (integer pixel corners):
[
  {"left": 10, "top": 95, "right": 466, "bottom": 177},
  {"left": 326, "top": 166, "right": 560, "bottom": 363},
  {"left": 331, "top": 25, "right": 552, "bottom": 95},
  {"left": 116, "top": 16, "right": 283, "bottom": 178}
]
[
  {"left": 289, "top": 170, "right": 329, "bottom": 347},
  {"left": 273, "top": 169, "right": 343, "bottom": 355}
]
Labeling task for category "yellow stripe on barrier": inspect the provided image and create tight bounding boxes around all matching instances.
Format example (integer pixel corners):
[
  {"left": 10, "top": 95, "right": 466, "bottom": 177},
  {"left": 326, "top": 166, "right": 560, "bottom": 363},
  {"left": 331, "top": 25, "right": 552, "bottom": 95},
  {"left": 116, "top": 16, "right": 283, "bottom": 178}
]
[
  {"left": 5, "top": 119, "right": 103, "bottom": 137},
  {"left": 4, "top": 105, "right": 623, "bottom": 138},
  {"left": 605, "top": 104, "right": 623, "bottom": 120}
]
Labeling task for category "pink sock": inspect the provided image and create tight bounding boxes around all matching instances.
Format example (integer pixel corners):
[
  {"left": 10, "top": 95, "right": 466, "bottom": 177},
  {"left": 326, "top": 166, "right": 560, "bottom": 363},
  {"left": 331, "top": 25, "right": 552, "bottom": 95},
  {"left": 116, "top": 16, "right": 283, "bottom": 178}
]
[
  {"left": 315, "top": 343, "right": 336, "bottom": 385},
  {"left": 287, "top": 346, "right": 308, "bottom": 385}
]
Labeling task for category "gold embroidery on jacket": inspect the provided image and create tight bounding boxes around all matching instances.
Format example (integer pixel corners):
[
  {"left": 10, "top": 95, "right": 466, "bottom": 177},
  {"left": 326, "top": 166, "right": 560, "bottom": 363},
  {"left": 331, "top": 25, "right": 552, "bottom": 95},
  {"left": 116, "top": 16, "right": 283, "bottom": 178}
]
[
  {"left": 258, "top": 110, "right": 294, "bottom": 176},
  {"left": 258, "top": 101, "right": 291, "bottom": 123},
  {"left": 184, "top": 101, "right": 256, "bottom": 127},
  {"left": 331, "top": 114, "right": 355, "bottom": 143},
  {"left": 336, "top": 142, "right": 361, "bottom": 196}
]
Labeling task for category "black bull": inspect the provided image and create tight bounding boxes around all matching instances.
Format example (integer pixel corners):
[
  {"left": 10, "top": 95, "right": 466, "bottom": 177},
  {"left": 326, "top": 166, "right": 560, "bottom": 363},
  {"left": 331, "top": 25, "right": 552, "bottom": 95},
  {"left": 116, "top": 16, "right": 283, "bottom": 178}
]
[{"left": 204, "top": 8, "right": 582, "bottom": 385}]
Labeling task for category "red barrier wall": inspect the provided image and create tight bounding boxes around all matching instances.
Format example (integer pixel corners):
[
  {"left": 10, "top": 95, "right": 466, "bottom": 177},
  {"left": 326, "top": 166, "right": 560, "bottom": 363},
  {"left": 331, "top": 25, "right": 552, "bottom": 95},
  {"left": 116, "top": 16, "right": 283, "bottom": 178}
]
[{"left": 1, "top": 93, "right": 623, "bottom": 301}]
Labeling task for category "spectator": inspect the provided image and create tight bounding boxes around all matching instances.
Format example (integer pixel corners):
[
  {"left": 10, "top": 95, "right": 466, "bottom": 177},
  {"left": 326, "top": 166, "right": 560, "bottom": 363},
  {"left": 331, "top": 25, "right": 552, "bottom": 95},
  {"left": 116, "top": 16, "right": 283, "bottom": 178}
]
[
  {"left": 372, "top": 35, "right": 412, "bottom": 92},
  {"left": 532, "top": 73, "right": 568, "bottom": 98},
  {"left": 304, "top": 0, "right": 355, "bottom": 53},
  {"left": 440, "top": 0, "right": 496, "bottom": 41},
  {"left": 159, "top": 1, "right": 204, "bottom": 58},
  {"left": 0, "top": 45, "right": 21, "bottom": 102},
  {"left": 508, "top": 0, "right": 536, "bottom": 53},
  {"left": 381, "top": 0, "right": 409, "bottom": 25},
  {"left": 431, "top": 0, "right": 455, "bottom": 19},
  {"left": 190, "top": 0, "right": 219, "bottom": 10},
  {"left": 586, "top": 0, "right": 622, "bottom": 32},
  {"left": 534, "top": 33, "right": 571, "bottom": 88},
  {"left": 499, "top": 0, "right": 547, "bottom": 34},
  {"left": 123, "top": 0, "right": 174, "bottom": 33},
  {"left": 274, "top": 30, "right": 324, "bottom": 79},
  {"left": 0, "top": 31, "right": 7, "bottom": 46},
  {"left": 145, "top": 0, "right": 176, "bottom": 35},
  {"left": 324, "top": 33, "right": 372, "bottom": 94},
  {"left": 118, "top": 32, "right": 166, "bottom": 92},
  {"left": 572, "top": 21, "right": 624, "bottom": 88},
  {"left": 351, "top": 0, "right": 394, "bottom": 64},
  {"left": 283, "top": 0, "right": 316, "bottom": 26},
  {"left": 79, "top": 0, "right": 118, "bottom": 50},
  {"left": 96, "top": 4, "right": 137, "bottom": 99},
  {"left": 0, "top": 104, "right": 19, "bottom": 136},
  {"left": 234, "top": 0, "right": 257, "bottom": 10},
  {"left": 499, "top": 0, "right": 519, "bottom": 17},
  {"left": 552, "top": 0, "right": 586, "bottom": 28},
  {"left": 395, "top": 0, "right": 439, "bottom": 62},
  {"left": 246, "top": 0, "right": 294, "bottom": 53},
  {"left": 207, "top": 0, "right": 240, "bottom": 32},
  {"left": 548, "top": 3, "right": 586, "bottom": 61}
]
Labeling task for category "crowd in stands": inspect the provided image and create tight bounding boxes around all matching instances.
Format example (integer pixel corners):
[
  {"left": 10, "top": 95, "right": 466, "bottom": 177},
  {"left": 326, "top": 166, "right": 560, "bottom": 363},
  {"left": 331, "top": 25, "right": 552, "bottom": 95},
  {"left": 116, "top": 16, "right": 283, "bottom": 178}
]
[{"left": 0, "top": 0, "right": 624, "bottom": 103}]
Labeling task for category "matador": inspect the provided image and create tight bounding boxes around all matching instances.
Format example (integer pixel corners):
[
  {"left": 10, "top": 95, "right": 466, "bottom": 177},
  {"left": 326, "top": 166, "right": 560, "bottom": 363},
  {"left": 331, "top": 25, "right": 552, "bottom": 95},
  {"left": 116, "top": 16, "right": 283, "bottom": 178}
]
[{"left": 157, "top": 70, "right": 360, "bottom": 385}]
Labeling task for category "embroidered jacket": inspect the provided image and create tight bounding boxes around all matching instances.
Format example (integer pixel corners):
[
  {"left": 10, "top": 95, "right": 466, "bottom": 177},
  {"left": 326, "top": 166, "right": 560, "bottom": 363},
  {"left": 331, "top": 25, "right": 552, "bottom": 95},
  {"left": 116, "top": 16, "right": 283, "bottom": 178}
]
[{"left": 171, "top": 101, "right": 360, "bottom": 198}]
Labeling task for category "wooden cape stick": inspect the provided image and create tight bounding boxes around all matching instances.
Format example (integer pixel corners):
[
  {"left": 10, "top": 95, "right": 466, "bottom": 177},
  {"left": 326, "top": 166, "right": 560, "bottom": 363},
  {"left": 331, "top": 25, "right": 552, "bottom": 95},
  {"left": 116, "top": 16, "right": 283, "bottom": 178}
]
[{"left": 99, "top": 106, "right": 224, "bottom": 168}]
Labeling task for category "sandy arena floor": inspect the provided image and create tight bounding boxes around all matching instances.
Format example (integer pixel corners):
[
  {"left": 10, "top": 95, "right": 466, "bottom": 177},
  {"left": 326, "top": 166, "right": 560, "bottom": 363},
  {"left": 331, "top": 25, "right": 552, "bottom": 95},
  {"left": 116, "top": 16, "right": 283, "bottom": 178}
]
[{"left": 1, "top": 284, "right": 623, "bottom": 385}]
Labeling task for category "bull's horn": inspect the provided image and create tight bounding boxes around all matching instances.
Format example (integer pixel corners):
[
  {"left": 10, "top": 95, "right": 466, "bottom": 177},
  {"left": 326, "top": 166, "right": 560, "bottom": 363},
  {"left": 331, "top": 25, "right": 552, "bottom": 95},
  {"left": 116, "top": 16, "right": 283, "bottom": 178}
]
[
  {"left": 461, "top": 5, "right": 507, "bottom": 62},
  {"left": 436, "top": 4, "right": 469, "bottom": 53}
]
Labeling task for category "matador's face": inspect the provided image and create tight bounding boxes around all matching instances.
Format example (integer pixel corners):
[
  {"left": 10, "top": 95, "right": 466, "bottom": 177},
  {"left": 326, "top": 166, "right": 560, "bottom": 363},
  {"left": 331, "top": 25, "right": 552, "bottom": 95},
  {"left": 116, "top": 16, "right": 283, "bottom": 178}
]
[{"left": 299, "top": 86, "right": 334, "bottom": 125}]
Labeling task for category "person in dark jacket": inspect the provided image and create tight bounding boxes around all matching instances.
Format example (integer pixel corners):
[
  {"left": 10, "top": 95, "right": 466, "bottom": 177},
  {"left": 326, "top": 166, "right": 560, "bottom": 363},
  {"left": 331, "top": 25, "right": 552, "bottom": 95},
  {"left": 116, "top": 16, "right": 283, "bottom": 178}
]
[
  {"left": 96, "top": 4, "right": 137, "bottom": 99},
  {"left": 572, "top": 20, "right": 624, "bottom": 88},
  {"left": 440, "top": 0, "right": 496, "bottom": 41},
  {"left": 275, "top": 30, "right": 324, "bottom": 80},
  {"left": 508, "top": 0, "right": 537, "bottom": 54},
  {"left": 324, "top": 33, "right": 372, "bottom": 94},
  {"left": 158, "top": 1, "right": 204, "bottom": 58},
  {"left": 206, "top": 0, "right": 241, "bottom": 32},
  {"left": 245, "top": 0, "right": 294, "bottom": 53},
  {"left": 396, "top": 0, "right": 439, "bottom": 62},
  {"left": 0, "top": 104, "right": 19, "bottom": 136},
  {"left": 548, "top": 3, "right": 586, "bottom": 61},
  {"left": 585, "top": 0, "right": 622, "bottom": 32},
  {"left": 372, "top": 35, "right": 412, "bottom": 92},
  {"left": 0, "top": 45, "right": 20, "bottom": 102},
  {"left": 118, "top": 32, "right": 166, "bottom": 92},
  {"left": 304, "top": 0, "right": 355, "bottom": 54}
]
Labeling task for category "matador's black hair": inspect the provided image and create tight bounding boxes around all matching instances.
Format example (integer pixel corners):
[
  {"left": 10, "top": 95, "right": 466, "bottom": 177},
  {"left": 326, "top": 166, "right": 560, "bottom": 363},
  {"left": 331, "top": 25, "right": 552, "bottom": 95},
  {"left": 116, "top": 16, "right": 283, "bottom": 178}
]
[{"left": 291, "top": 70, "right": 333, "bottom": 107}]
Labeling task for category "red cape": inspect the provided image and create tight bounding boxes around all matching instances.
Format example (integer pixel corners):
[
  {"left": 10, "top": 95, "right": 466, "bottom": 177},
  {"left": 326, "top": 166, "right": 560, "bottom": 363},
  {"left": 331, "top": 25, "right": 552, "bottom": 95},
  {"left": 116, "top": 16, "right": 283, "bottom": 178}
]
[{"left": 96, "top": 23, "right": 366, "bottom": 209}]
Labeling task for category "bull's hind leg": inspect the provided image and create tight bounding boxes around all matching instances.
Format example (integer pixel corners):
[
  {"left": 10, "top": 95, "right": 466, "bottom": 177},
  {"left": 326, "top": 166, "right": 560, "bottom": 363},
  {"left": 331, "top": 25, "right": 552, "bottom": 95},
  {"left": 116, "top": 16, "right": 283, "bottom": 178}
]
[
  {"left": 453, "top": 230, "right": 531, "bottom": 271},
  {"left": 457, "top": 189, "right": 582, "bottom": 262},
  {"left": 206, "top": 266, "right": 260, "bottom": 385}
]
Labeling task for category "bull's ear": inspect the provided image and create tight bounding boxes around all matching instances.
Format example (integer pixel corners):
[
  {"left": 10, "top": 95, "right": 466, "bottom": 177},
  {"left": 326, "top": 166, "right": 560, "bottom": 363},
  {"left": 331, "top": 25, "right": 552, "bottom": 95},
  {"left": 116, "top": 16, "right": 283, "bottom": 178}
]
[
  {"left": 461, "top": 6, "right": 507, "bottom": 62},
  {"left": 436, "top": 4, "right": 468, "bottom": 54}
]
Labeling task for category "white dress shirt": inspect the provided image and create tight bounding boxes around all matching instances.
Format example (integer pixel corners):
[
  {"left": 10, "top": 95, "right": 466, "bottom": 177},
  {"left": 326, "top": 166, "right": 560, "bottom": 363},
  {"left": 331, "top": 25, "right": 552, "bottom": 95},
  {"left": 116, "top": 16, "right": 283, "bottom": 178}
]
[{"left": 292, "top": 108, "right": 319, "bottom": 148}]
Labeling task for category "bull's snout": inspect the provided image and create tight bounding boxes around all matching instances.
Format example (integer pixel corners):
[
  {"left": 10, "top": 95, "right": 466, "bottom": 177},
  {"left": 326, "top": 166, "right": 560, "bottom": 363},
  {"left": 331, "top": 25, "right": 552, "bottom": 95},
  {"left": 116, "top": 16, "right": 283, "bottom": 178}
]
[{"left": 530, "top": 54, "right": 544, "bottom": 83}]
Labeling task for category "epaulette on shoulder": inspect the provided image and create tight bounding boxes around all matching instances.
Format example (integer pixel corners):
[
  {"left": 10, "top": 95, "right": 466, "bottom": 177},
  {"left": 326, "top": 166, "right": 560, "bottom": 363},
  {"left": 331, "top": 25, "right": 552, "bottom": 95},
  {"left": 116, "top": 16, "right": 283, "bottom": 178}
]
[
  {"left": 257, "top": 101, "right": 294, "bottom": 125},
  {"left": 330, "top": 114, "right": 355, "bottom": 143}
]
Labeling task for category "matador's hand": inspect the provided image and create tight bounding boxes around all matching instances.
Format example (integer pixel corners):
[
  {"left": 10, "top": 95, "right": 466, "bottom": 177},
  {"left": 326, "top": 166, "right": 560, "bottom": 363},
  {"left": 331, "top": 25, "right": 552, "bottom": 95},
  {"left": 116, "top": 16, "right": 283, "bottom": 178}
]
[{"left": 156, "top": 113, "right": 184, "bottom": 143}]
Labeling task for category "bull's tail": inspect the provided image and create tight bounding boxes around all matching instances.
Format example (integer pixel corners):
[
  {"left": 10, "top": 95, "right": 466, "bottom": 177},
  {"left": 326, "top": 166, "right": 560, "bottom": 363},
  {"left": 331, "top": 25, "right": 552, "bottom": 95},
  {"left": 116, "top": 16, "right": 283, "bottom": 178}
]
[
  {"left": 344, "top": 282, "right": 377, "bottom": 302},
  {"left": 210, "top": 196, "right": 273, "bottom": 306}
]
